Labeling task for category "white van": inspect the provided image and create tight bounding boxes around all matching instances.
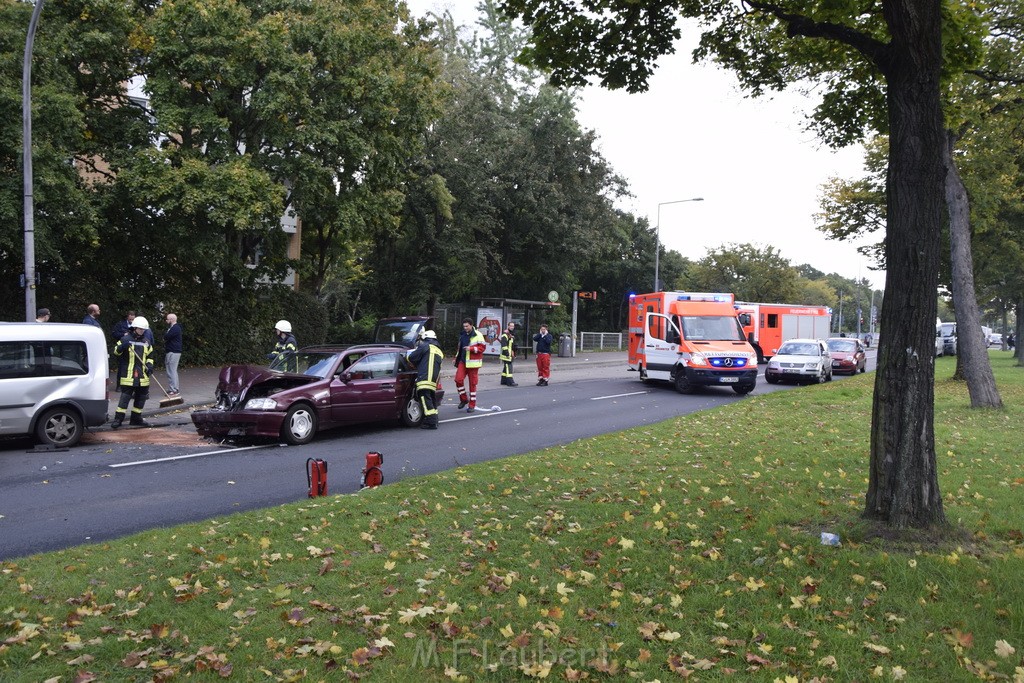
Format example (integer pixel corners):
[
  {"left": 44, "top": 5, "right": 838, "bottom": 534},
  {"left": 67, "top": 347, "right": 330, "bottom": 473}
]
[{"left": 0, "top": 323, "right": 109, "bottom": 447}]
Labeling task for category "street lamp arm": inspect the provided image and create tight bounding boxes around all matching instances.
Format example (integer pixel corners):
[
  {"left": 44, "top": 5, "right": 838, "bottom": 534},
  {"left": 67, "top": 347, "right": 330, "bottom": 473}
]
[{"left": 654, "top": 197, "right": 704, "bottom": 292}]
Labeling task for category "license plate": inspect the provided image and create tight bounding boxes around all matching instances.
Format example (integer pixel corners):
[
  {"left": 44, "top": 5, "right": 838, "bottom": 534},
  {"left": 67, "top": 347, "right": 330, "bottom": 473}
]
[
  {"left": 719, "top": 376, "right": 738, "bottom": 383},
  {"left": 783, "top": 368, "right": 800, "bottom": 374}
]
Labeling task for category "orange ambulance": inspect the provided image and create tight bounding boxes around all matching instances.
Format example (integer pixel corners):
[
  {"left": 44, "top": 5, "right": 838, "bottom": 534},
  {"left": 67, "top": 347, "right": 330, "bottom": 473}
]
[{"left": 627, "top": 292, "right": 758, "bottom": 395}]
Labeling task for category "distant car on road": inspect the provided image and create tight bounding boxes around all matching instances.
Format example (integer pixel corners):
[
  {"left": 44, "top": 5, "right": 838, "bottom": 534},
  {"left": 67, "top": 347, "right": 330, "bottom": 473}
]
[
  {"left": 764, "top": 339, "right": 833, "bottom": 385},
  {"left": 826, "top": 337, "right": 867, "bottom": 375},
  {"left": 191, "top": 344, "right": 442, "bottom": 445}
]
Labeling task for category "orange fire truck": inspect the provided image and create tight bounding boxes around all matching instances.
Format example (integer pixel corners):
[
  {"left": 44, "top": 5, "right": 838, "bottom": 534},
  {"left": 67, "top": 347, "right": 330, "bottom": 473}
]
[
  {"left": 734, "top": 302, "right": 832, "bottom": 363},
  {"left": 627, "top": 292, "right": 758, "bottom": 395}
]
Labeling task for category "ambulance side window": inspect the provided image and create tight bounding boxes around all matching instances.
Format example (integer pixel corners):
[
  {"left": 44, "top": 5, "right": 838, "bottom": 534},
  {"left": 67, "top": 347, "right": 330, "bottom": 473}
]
[
  {"left": 767, "top": 314, "right": 779, "bottom": 328},
  {"left": 666, "top": 317, "right": 681, "bottom": 344}
]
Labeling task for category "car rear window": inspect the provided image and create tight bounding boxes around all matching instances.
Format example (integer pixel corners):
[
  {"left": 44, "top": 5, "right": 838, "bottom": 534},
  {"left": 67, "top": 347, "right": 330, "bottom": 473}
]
[{"left": 0, "top": 341, "right": 88, "bottom": 379}]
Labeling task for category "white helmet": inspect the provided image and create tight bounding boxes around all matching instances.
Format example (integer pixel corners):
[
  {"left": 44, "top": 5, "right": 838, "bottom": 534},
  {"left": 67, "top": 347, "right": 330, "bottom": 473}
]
[
  {"left": 131, "top": 316, "right": 150, "bottom": 331},
  {"left": 275, "top": 320, "right": 292, "bottom": 333},
  {"left": 422, "top": 330, "right": 437, "bottom": 340}
]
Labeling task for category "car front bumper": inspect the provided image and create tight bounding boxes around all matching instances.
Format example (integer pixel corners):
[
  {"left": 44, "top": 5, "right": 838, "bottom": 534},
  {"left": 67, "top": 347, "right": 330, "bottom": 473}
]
[
  {"left": 765, "top": 366, "right": 819, "bottom": 381},
  {"left": 682, "top": 367, "right": 758, "bottom": 389},
  {"left": 831, "top": 359, "right": 859, "bottom": 373},
  {"left": 191, "top": 408, "right": 286, "bottom": 438}
]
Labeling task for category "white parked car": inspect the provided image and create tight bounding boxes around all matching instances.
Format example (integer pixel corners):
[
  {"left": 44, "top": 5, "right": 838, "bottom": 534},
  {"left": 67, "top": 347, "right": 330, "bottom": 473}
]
[
  {"left": 764, "top": 338, "right": 833, "bottom": 384},
  {"left": 0, "top": 323, "right": 109, "bottom": 447}
]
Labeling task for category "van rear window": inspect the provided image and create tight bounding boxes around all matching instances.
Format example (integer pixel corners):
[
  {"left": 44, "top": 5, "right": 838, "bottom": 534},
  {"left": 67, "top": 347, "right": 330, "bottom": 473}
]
[{"left": 0, "top": 341, "right": 88, "bottom": 379}]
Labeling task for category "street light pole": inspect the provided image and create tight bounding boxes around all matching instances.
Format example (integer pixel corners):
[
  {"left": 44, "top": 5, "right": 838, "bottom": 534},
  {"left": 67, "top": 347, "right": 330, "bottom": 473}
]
[
  {"left": 23, "top": 0, "right": 45, "bottom": 321},
  {"left": 655, "top": 197, "right": 703, "bottom": 292}
]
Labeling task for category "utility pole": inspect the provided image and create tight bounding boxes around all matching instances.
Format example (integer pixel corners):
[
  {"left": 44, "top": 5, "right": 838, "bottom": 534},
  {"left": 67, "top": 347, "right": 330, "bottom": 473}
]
[{"left": 22, "top": 0, "right": 45, "bottom": 321}]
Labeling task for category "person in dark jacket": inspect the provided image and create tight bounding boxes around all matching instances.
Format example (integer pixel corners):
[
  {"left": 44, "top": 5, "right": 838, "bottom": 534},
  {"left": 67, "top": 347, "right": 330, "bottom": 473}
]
[
  {"left": 408, "top": 330, "right": 444, "bottom": 429},
  {"left": 533, "top": 324, "right": 553, "bottom": 386},
  {"left": 113, "top": 310, "right": 154, "bottom": 344},
  {"left": 499, "top": 321, "right": 519, "bottom": 386},
  {"left": 164, "top": 313, "right": 183, "bottom": 396},
  {"left": 82, "top": 303, "right": 102, "bottom": 329},
  {"left": 111, "top": 316, "right": 155, "bottom": 428},
  {"left": 270, "top": 320, "right": 298, "bottom": 372}
]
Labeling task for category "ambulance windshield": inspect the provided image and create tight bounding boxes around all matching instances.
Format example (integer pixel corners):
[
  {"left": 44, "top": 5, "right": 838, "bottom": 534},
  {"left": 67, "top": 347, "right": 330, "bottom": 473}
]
[{"left": 679, "top": 315, "right": 744, "bottom": 341}]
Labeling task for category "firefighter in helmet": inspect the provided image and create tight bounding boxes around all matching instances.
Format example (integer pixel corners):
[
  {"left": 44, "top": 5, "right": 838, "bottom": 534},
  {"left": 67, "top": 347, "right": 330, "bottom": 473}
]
[
  {"left": 408, "top": 329, "right": 444, "bottom": 429},
  {"left": 111, "top": 316, "right": 155, "bottom": 428},
  {"left": 270, "top": 320, "right": 298, "bottom": 372}
]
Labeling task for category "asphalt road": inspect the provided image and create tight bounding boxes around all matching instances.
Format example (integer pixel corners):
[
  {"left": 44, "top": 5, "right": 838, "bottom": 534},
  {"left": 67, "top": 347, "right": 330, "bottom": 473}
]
[{"left": 0, "top": 353, "right": 875, "bottom": 560}]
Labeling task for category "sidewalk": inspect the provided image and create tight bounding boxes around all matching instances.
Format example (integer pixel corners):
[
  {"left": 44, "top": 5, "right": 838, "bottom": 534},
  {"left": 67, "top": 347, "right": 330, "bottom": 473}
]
[{"left": 142, "top": 350, "right": 628, "bottom": 417}]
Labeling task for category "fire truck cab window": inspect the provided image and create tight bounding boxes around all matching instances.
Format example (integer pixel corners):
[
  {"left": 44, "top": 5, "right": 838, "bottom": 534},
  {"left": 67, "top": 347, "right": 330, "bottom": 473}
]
[{"left": 767, "top": 314, "right": 779, "bottom": 328}]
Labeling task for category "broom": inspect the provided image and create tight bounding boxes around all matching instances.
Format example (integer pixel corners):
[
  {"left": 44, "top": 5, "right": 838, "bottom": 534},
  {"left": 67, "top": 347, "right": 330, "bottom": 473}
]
[{"left": 131, "top": 345, "right": 184, "bottom": 409}]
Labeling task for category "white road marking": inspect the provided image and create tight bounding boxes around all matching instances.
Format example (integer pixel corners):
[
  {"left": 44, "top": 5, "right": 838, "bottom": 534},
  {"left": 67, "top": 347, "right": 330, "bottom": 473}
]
[
  {"left": 442, "top": 408, "right": 527, "bottom": 423},
  {"left": 590, "top": 391, "right": 649, "bottom": 401},
  {"left": 108, "top": 443, "right": 280, "bottom": 468}
]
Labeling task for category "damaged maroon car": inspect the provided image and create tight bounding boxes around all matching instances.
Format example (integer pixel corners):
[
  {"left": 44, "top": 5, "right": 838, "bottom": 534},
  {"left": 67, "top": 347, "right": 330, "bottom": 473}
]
[{"left": 191, "top": 344, "right": 442, "bottom": 445}]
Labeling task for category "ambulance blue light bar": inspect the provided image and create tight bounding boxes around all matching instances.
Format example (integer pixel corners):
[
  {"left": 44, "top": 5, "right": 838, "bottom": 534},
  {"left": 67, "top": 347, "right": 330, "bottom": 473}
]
[{"left": 675, "top": 292, "right": 733, "bottom": 303}]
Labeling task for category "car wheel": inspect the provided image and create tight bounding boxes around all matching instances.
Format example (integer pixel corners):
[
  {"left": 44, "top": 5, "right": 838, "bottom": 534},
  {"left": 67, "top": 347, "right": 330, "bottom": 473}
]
[
  {"left": 401, "top": 396, "right": 424, "bottom": 427},
  {"left": 35, "top": 406, "right": 83, "bottom": 447},
  {"left": 816, "top": 366, "right": 827, "bottom": 384},
  {"left": 674, "top": 369, "right": 696, "bottom": 394},
  {"left": 826, "top": 366, "right": 833, "bottom": 382},
  {"left": 281, "top": 404, "right": 317, "bottom": 445},
  {"left": 765, "top": 373, "right": 779, "bottom": 385}
]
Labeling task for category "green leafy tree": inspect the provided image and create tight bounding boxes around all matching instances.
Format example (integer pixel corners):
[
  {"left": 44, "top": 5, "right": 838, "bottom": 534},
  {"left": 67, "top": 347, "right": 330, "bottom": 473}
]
[
  {"left": 499, "top": 0, "right": 982, "bottom": 529},
  {"left": 684, "top": 243, "right": 799, "bottom": 303}
]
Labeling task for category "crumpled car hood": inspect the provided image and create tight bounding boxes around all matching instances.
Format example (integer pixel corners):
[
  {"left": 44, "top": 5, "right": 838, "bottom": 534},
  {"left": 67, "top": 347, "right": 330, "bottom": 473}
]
[{"left": 216, "top": 365, "right": 319, "bottom": 409}]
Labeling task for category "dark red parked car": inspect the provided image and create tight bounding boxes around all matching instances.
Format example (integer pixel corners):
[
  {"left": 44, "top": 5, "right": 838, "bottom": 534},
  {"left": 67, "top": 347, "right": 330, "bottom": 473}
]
[
  {"left": 825, "top": 337, "right": 867, "bottom": 375},
  {"left": 191, "top": 344, "right": 443, "bottom": 444}
]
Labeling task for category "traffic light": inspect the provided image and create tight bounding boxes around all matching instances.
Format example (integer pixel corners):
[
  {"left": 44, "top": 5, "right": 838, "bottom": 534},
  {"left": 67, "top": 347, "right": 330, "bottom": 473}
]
[{"left": 577, "top": 291, "right": 598, "bottom": 300}]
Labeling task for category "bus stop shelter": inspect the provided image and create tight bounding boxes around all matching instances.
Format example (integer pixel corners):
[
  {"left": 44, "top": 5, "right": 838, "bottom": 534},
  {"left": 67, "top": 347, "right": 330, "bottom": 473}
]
[{"left": 475, "top": 297, "right": 561, "bottom": 358}]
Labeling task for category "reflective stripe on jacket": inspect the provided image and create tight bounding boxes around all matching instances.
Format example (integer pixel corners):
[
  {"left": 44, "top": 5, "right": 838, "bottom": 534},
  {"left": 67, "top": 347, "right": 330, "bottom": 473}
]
[
  {"left": 409, "top": 339, "right": 444, "bottom": 388},
  {"left": 499, "top": 331, "right": 515, "bottom": 361},
  {"left": 464, "top": 330, "right": 486, "bottom": 368},
  {"left": 113, "top": 335, "right": 154, "bottom": 387}
]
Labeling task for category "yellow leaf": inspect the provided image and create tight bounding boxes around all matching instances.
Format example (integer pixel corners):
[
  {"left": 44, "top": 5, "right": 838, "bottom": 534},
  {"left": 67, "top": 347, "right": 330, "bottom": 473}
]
[
  {"left": 500, "top": 624, "right": 514, "bottom": 638},
  {"left": 384, "top": 560, "right": 396, "bottom": 571},
  {"left": 259, "top": 537, "right": 271, "bottom": 549},
  {"left": 863, "top": 642, "right": 891, "bottom": 655},
  {"left": 518, "top": 593, "right": 528, "bottom": 608},
  {"left": 618, "top": 538, "right": 635, "bottom": 550}
]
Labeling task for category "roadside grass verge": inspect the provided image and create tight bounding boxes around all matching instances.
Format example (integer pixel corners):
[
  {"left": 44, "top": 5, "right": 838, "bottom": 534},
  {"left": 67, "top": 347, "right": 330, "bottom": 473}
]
[{"left": 3, "top": 353, "right": 1023, "bottom": 681}]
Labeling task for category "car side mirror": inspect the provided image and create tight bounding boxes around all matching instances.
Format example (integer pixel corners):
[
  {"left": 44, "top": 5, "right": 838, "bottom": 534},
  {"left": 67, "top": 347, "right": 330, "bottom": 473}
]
[{"left": 339, "top": 371, "right": 352, "bottom": 383}]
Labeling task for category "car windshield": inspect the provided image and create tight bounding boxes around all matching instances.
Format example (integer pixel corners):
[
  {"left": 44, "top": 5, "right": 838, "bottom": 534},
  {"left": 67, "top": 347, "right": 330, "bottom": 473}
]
[
  {"left": 778, "top": 342, "right": 819, "bottom": 356},
  {"left": 375, "top": 321, "right": 422, "bottom": 346},
  {"left": 679, "top": 315, "right": 744, "bottom": 341},
  {"left": 827, "top": 340, "right": 857, "bottom": 353},
  {"left": 269, "top": 351, "right": 340, "bottom": 379}
]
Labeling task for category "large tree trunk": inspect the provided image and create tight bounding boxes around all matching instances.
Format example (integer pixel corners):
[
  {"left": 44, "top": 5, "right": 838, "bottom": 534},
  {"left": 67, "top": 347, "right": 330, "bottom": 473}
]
[
  {"left": 864, "top": 0, "right": 946, "bottom": 529},
  {"left": 943, "top": 132, "right": 1003, "bottom": 408}
]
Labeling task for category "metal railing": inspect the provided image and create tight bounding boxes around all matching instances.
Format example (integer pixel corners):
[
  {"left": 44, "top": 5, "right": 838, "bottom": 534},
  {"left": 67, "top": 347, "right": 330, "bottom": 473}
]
[{"left": 579, "top": 332, "right": 623, "bottom": 351}]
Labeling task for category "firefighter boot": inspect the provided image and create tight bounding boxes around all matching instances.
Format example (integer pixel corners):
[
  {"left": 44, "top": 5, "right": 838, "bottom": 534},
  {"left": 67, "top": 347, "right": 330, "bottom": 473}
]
[
  {"left": 129, "top": 414, "right": 149, "bottom": 427},
  {"left": 110, "top": 417, "right": 123, "bottom": 429}
]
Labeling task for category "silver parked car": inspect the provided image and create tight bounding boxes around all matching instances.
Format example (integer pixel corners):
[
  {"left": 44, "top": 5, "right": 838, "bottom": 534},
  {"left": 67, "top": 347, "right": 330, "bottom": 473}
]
[
  {"left": 0, "top": 323, "right": 109, "bottom": 447},
  {"left": 764, "top": 338, "right": 833, "bottom": 384}
]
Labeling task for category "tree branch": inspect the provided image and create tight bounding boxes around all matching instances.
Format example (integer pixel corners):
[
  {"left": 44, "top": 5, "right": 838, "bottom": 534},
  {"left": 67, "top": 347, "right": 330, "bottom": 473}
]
[{"left": 743, "top": 0, "right": 889, "bottom": 67}]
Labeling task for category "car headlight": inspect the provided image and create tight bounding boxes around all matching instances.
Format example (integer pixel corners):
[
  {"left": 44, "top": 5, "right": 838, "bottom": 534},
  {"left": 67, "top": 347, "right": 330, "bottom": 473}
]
[
  {"left": 244, "top": 397, "right": 278, "bottom": 410},
  {"left": 804, "top": 362, "right": 819, "bottom": 369},
  {"left": 681, "top": 353, "right": 707, "bottom": 367},
  {"left": 767, "top": 360, "right": 779, "bottom": 369}
]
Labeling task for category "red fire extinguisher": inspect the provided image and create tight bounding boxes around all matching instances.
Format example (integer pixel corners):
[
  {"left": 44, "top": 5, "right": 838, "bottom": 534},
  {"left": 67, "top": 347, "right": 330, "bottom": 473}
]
[
  {"left": 307, "top": 458, "right": 328, "bottom": 497},
  {"left": 361, "top": 451, "right": 384, "bottom": 488}
]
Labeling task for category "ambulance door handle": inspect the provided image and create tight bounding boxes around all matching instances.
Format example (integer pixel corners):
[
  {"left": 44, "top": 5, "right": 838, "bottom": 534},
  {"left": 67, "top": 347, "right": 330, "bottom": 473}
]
[{"left": 379, "top": 383, "right": 394, "bottom": 389}]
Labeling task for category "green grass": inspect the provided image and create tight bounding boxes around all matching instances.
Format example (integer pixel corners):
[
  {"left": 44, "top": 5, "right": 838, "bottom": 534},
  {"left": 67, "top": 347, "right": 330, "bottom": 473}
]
[{"left": 3, "top": 353, "right": 1024, "bottom": 681}]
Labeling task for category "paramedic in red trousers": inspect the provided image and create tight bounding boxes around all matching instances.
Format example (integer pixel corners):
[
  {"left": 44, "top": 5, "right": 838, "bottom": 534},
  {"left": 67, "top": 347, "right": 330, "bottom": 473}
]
[
  {"left": 454, "top": 318, "right": 486, "bottom": 412},
  {"left": 111, "top": 316, "right": 155, "bottom": 428},
  {"left": 408, "top": 329, "right": 443, "bottom": 429},
  {"left": 533, "top": 324, "right": 553, "bottom": 386}
]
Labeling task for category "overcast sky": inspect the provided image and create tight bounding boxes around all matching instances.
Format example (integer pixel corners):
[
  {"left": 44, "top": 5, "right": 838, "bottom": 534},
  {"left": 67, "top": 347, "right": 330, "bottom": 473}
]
[{"left": 406, "top": 1, "right": 886, "bottom": 291}]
